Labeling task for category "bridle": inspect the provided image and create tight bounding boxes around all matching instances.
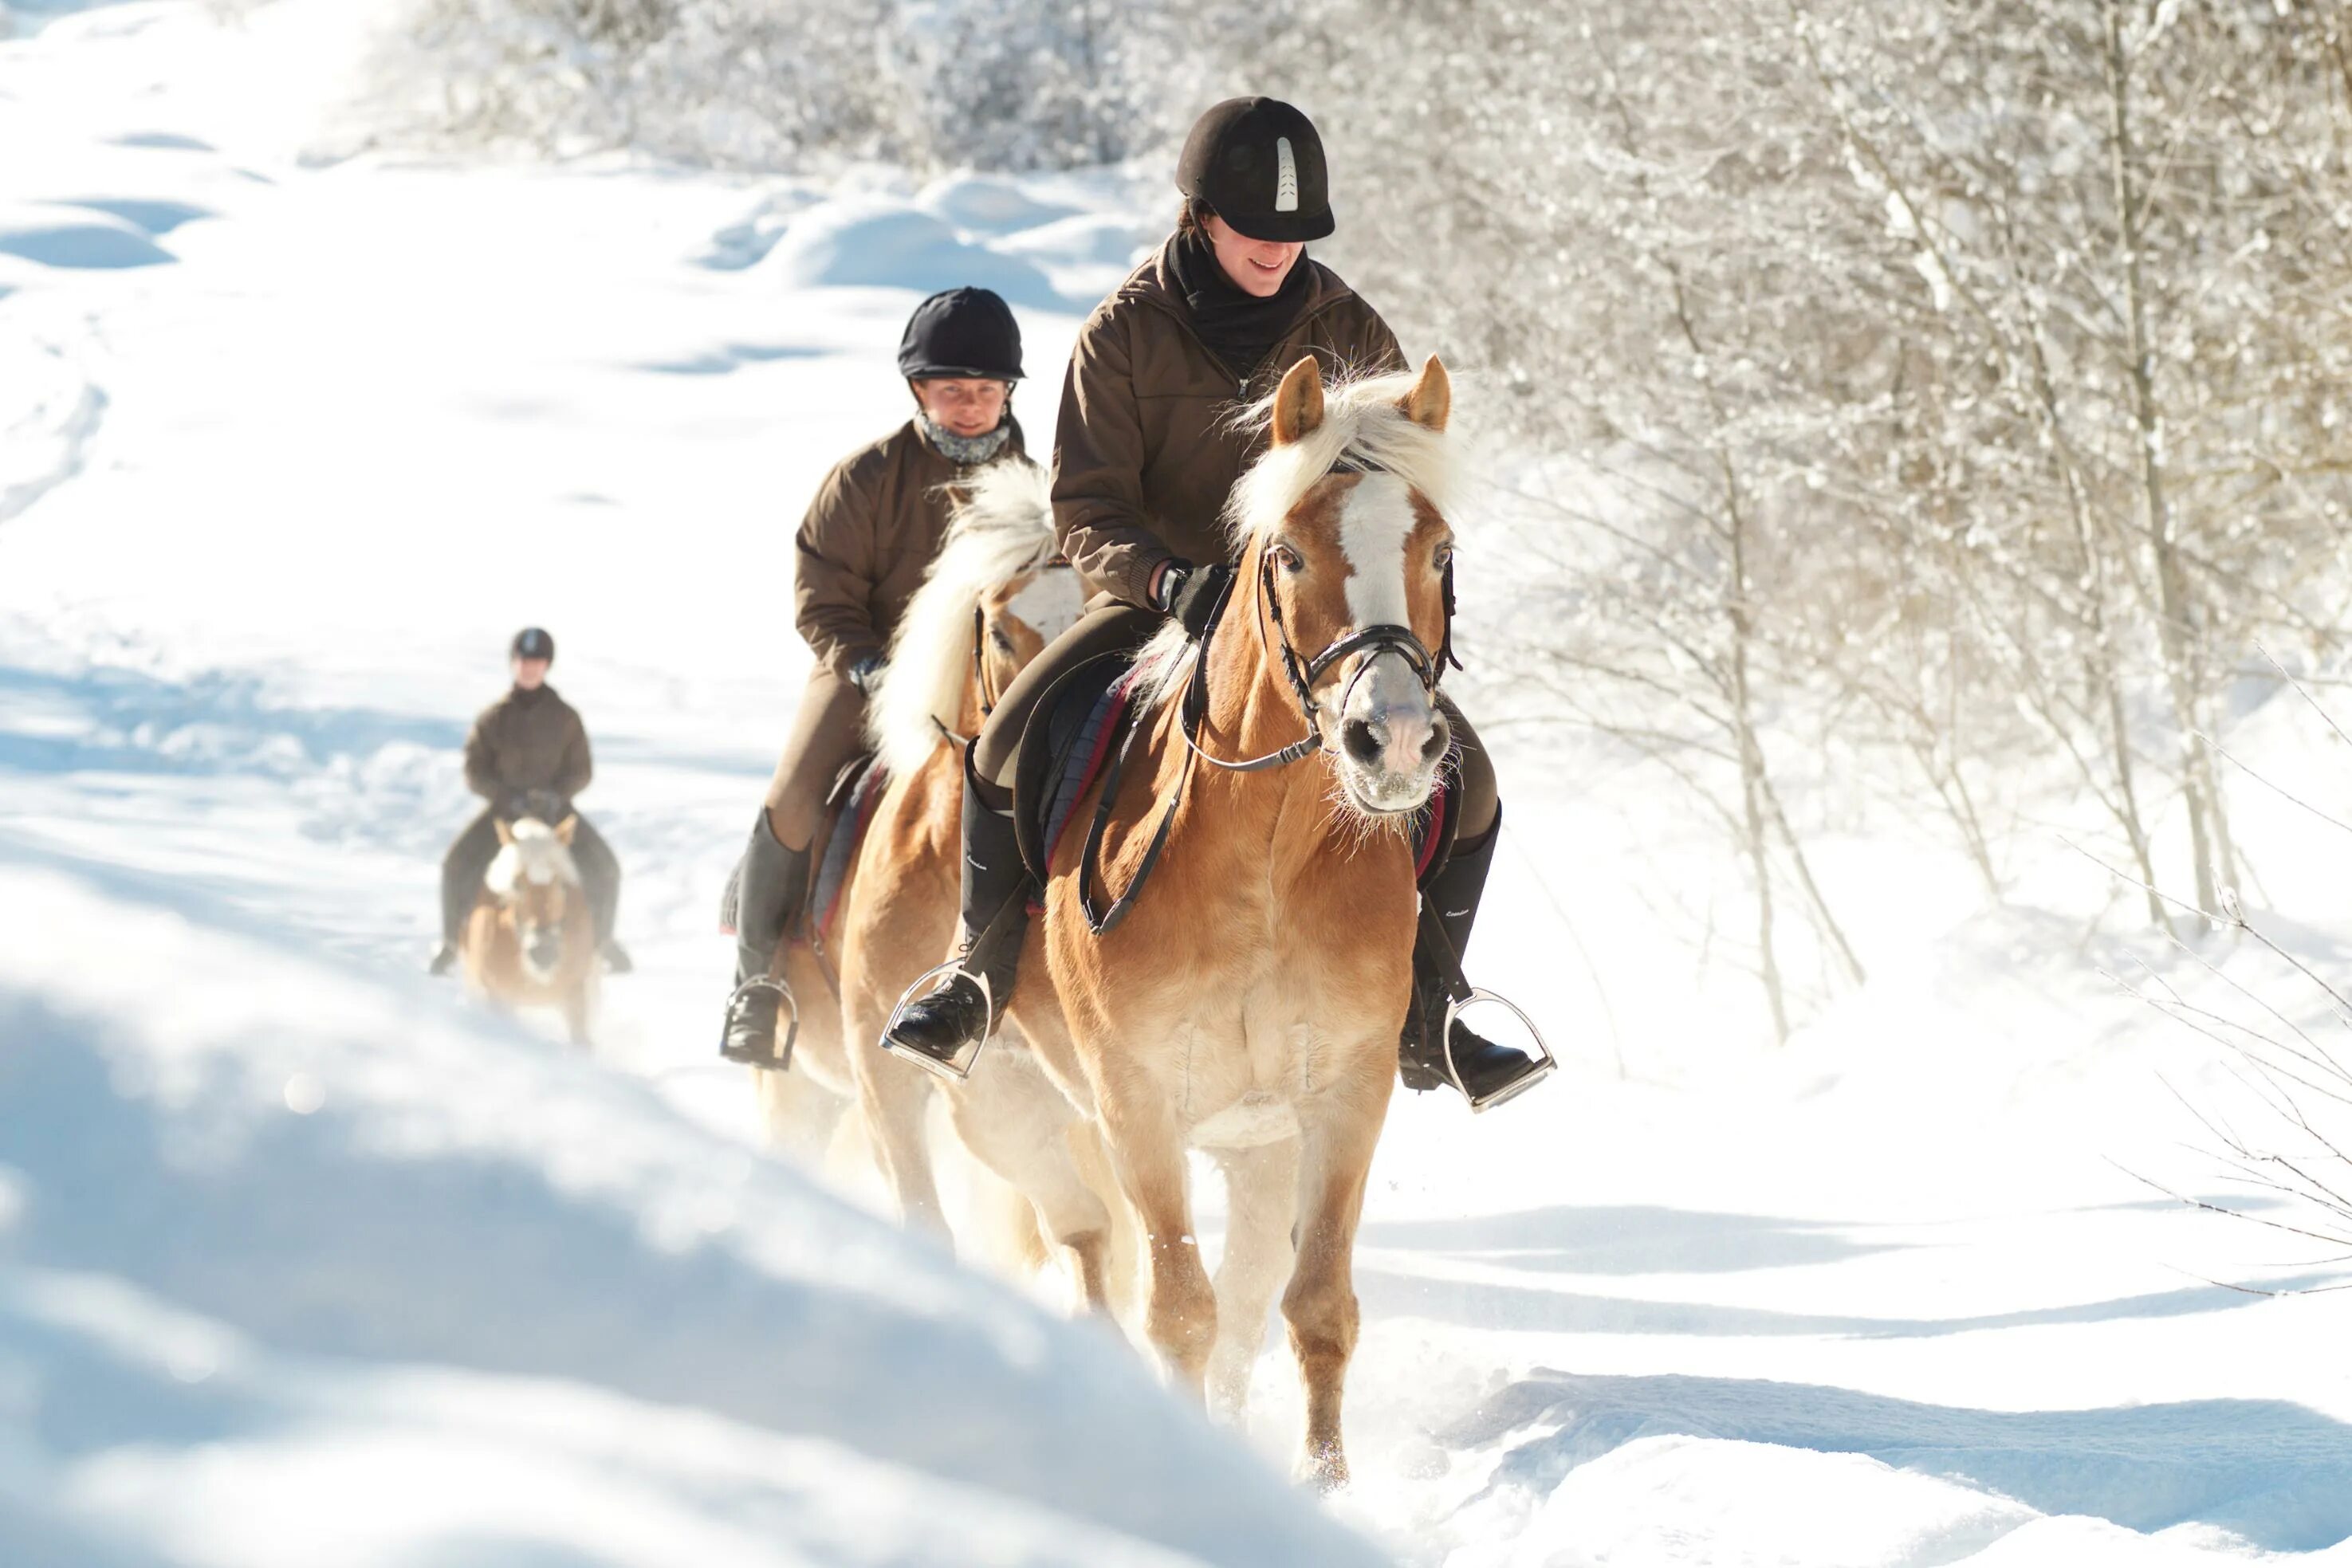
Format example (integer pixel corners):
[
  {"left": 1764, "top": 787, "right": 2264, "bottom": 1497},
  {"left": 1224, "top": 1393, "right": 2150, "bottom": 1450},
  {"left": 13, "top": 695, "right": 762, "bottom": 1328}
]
[
  {"left": 1081, "top": 459, "right": 1461, "bottom": 933},
  {"left": 1182, "top": 530, "right": 1459, "bottom": 775}
]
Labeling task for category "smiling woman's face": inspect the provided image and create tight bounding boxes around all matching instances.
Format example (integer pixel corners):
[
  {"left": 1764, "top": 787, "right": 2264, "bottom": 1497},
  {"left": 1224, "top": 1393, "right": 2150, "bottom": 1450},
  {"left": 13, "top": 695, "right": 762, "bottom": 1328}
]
[
  {"left": 913, "top": 377, "right": 1009, "bottom": 438},
  {"left": 1205, "top": 214, "right": 1304, "bottom": 299}
]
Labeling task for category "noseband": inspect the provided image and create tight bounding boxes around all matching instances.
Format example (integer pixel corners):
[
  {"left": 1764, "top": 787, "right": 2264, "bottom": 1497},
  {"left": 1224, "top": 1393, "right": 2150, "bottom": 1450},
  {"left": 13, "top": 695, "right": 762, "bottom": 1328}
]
[
  {"left": 1186, "top": 489, "right": 1460, "bottom": 775},
  {"left": 1080, "top": 461, "right": 1461, "bottom": 933},
  {"left": 1257, "top": 545, "right": 1456, "bottom": 764}
]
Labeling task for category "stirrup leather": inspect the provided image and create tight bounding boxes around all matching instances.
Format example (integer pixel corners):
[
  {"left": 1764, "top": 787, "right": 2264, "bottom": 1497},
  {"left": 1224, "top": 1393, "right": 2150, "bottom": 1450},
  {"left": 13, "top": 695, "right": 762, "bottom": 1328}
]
[
  {"left": 879, "top": 961, "right": 993, "bottom": 1083},
  {"left": 1441, "top": 988, "right": 1556, "bottom": 1114},
  {"left": 721, "top": 974, "right": 799, "bottom": 1070}
]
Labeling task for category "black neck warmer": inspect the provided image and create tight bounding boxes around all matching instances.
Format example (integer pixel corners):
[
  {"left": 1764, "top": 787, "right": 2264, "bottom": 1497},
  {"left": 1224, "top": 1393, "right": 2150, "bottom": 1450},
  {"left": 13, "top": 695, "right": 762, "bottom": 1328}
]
[{"left": 1165, "top": 228, "right": 1313, "bottom": 387}]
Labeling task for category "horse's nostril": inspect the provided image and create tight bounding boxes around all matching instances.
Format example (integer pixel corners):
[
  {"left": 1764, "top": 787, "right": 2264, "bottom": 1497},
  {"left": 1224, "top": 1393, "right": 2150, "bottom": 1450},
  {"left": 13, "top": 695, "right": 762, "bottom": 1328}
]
[
  {"left": 1421, "top": 723, "right": 1449, "bottom": 763},
  {"left": 1342, "top": 718, "right": 1384, "bottom": 765}
]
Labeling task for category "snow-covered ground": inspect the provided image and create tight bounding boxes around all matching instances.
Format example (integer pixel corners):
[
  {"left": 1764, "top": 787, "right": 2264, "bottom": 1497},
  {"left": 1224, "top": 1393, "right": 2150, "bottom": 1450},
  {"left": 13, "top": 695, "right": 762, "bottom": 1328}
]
[{"left": 6, "top": 4, "right": 2352, "bottom": 1565}]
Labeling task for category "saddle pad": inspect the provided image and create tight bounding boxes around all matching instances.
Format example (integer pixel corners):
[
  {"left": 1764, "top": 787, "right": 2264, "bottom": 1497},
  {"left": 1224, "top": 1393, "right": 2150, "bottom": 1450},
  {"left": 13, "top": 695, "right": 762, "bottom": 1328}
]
[
  {"left": 811, "top": 753, "right": 889, "bottom": 943},
  {"left": 1012, "top": 650, "right": 1136, "bottom": 886},
  {"left": 1042, "top": 670, "right": 1144, "bottom": 874}
]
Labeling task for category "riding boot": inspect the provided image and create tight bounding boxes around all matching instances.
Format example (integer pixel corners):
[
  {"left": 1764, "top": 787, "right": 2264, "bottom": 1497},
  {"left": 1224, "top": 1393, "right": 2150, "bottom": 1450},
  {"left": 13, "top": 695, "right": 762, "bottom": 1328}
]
[
  {"left": 1399, "top": 811, "right": 1552, "bottom": 1110},
  {"left": 881, "top": 747, "right": 1027, "bottom": 1076},
  {"left": 720, "top": 812, "right": 809, "bottom": 1067}
]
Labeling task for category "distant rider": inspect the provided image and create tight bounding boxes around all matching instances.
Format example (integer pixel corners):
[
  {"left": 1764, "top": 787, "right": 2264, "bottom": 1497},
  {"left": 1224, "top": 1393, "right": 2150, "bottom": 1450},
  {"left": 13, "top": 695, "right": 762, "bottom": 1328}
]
[
  {"left": 718, "top": 287, "right": 1032, "bottom": 1063},
  {"left": 428, "top": 627, "right": 629, "bottom": 975},
  {"left": 882, "top": 98, "right": 1548, "bottom": 1110}
]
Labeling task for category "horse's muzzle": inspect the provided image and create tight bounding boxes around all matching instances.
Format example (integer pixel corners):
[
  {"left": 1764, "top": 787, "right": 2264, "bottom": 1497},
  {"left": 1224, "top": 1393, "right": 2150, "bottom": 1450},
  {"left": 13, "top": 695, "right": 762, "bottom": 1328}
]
[{"left": 1335, "top": 654, "right": 1449, "bottom": 814}]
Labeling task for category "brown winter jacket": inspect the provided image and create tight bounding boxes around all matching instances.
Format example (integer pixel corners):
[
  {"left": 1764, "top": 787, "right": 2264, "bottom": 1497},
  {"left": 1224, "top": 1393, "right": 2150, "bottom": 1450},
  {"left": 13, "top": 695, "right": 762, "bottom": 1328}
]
[
  {"left": 464, "top": 685, "right": 592, "bottom": 805},
  {"left": 1052, "top": 243, "right": 1405, "bottom": 607},
  {"left": 793, "top": 417, "right": 1029, "bottom": 679}
]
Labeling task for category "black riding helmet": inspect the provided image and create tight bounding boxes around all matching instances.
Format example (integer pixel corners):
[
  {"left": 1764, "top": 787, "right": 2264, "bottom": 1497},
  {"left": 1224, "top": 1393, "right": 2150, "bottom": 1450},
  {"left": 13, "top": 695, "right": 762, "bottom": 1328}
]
[
  {"left": 1176, "top": 96, "right": 1335, "bottom": 243},
  {"left": 511, "top": 627, "right": 555, "bottom": 663},
  {"left": 897, "top": 287, "right": 1025, "bottom": 381}
]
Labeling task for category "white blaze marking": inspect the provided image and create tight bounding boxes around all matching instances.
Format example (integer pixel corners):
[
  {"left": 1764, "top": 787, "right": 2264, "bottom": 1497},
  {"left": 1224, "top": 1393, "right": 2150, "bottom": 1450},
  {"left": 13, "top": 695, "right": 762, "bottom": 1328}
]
[
  {"left": 1005, "top": 566, "right": 1084, "bottom": 643},
  {"left": 1337, "top": 474, "right": 1417, "bottom": 630},
  {"left": 1275, "top": 136, "right": 1300, "bottom": 212}
]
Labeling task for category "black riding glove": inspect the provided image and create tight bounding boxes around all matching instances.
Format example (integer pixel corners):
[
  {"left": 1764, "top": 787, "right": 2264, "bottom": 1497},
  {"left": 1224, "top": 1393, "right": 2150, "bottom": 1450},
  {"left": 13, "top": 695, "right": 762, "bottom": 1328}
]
[
  {"left": 1156, "top": 560, "right": 1234, "bottom": 639},
  {"left": 501, "top": 789, "right": 565, "bottom": 823}
]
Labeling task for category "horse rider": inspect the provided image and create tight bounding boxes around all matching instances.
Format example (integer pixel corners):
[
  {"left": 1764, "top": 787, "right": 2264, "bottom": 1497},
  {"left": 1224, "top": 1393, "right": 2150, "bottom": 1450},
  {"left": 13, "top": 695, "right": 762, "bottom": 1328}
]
[
  {"left": 429, "top": 627, "right": 630, "bottom": 975},
  {"left": 718, "top": 286, "right": 1031, "bottom": 1063},
  {"left": 883, "top": 97, "right": 1548, "bottom": 1109}
]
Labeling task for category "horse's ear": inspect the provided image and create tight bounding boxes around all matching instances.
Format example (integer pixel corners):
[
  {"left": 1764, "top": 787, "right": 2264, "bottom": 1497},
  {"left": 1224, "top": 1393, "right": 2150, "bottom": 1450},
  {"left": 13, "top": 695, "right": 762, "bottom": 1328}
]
[
  {"left": 1270, "top": 356, "right": 1325, "bottom": 447},
  {"left": 553, "top": 814, "right": 578, "bottom": 845},
  {"left": 1398, "top": 355, "right": 1450, "bottom": 434},
  {"left": 494, "top": 819, "right": 514, "bottom": 847}
]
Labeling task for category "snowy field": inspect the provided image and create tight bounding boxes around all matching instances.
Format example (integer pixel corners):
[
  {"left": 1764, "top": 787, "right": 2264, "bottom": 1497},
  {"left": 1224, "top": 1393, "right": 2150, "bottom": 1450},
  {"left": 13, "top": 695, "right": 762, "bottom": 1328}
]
[{"left": 6, "top": 3, "right": 2352, "bottom": 1565}]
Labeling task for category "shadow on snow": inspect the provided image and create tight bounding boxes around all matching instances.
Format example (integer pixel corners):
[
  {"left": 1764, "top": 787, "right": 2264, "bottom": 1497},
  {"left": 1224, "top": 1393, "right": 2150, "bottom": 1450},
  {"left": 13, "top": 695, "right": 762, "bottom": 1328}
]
[{"left": 1453, "top": 1370, "right": 2352, "bottom": 1551}]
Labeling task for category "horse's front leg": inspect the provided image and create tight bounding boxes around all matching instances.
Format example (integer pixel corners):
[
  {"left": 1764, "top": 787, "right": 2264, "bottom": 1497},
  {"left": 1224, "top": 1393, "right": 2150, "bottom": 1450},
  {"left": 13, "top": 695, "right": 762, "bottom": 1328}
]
[
  {"left": 852, "top": 1053, "right": 949, "bottom": 1240},
  {"left": 1093, "top": 1055, "right": 1216, "bottom": 1397},
  {"left": 1283, "top": 1053, "right": 1393, "bottom": 1491},
  {"left": 941, "top": 1039, "right": 1119, "bottom": 1315},
  {"left": 1206, "top": 1137, "right": 1300, "bottom": 1428},
  {"left": 561, "top": 985, "right": 594, "bottom": 1047}
]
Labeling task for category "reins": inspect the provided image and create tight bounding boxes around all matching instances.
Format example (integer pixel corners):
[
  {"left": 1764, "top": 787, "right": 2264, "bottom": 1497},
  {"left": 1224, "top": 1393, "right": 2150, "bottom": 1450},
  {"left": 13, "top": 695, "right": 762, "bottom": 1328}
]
[
  {"left": 1079, "top": 462, "right": 1460, "bottom": 935},
  {"left": 928, "top": 604, "right": 995, "bottom": 752}
]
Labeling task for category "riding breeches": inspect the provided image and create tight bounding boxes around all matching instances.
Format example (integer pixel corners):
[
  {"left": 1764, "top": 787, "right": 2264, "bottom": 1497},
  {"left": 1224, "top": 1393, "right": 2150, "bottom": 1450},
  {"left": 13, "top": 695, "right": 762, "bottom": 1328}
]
[
  {"left": 442, "top": 808, "right": 622, "bottom": 943},
  {"left": 762, "top": 666, "right": 871, "bottom": 851},
  {"left": 968, "top": 600, "right": 1499, "bottom": 839}
]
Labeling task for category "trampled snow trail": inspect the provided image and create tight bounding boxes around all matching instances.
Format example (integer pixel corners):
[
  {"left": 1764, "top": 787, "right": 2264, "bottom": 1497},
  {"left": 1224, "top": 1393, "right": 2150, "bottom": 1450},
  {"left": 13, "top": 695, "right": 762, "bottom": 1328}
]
[{"left": 6, "top": 6, "right": 2352, "bottom": 1566}]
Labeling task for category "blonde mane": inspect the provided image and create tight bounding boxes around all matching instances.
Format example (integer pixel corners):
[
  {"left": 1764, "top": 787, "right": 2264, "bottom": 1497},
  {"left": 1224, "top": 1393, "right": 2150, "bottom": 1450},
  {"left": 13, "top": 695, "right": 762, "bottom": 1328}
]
[
  {"left": 1136, "top": 367, "right": 1458, "bottom": 711},
  {"left": 1223, "top": 368, "right": 1458, "bottom": 548},
  {"left": 484, "top": 819, "right": 580, "bottom": 898},
  {"left": 867, "top": 457, "right": 1059, "bottom": 780}
]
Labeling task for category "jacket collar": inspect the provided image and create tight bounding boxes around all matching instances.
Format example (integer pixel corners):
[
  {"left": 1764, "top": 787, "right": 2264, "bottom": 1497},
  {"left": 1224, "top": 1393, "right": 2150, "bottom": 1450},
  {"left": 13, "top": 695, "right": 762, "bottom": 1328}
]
[{"left": 1121, "top": 243, "right": 1356, "bottom": 340}]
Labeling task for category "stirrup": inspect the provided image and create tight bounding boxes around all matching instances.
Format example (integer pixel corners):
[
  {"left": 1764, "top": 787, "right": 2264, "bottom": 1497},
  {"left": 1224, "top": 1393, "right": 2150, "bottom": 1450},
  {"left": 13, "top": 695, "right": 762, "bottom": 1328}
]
[
  {"left": 1441, "top": 988, "right": 1556, "bottom": 1114},
  {"left": 879, "top": 961, "right": 992, "bottom": 1083},
  {"left": 721, "top": 975, "right": 799, "bottom": 1071}
]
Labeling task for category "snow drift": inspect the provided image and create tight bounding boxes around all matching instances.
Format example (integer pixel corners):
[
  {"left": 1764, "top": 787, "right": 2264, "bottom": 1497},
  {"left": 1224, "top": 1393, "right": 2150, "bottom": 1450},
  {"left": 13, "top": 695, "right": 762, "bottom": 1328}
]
[{"left": 0, "top": 855, "right": 1387, "bottom": 1568}]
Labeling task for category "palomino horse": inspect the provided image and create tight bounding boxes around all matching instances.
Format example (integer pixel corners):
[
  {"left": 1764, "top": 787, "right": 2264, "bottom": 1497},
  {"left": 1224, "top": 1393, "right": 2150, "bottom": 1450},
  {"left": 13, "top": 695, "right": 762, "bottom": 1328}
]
[
  {"left": 984, "top": 357, "right": 1464, "bottom": 1486},
  {"left": 831, "top": 466, "right": 1142, "bottom": 1302},
  {"left": 463, "top": 815, "right": 600, "bottom": 1046},
  {"left": 754, "top": 464, "right": 1089, "bottom": 1217}
]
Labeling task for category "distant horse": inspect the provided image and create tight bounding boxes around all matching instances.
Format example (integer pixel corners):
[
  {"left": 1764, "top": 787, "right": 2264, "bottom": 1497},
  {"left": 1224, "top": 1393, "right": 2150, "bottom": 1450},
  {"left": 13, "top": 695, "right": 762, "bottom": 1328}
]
[
  {"left": 985, "top": 357, "right": 1463, "bottom": 1487},
  {"left": 463, "top": 815, "right": 600, "bottom": 1046},
  {"left": 753, "top": 465, "right": 1099, "bottom": 1262}
]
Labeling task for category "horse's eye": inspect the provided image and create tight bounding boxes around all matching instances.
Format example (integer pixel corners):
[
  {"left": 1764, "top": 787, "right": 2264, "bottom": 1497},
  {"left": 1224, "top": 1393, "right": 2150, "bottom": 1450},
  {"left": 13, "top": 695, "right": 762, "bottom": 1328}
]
[
  {"left": 1271, "top": 543, "right": 1304, "bottom": 574},
  {"left": 989, "top": 626, "right": 1015, "bottom": 653},
  {"left": 1434, "top": 542, "right": 1455, "bottom": 572}
]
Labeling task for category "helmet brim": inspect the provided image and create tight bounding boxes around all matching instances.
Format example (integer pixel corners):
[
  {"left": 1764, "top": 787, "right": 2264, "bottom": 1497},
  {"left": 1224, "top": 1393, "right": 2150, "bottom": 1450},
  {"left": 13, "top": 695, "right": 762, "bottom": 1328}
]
[
  {"left": 903, "top": 364, "right": 1025, "bottom": 382},
  {"left": 1209, "top": 206, "right": 1335, "bottom": 244}
]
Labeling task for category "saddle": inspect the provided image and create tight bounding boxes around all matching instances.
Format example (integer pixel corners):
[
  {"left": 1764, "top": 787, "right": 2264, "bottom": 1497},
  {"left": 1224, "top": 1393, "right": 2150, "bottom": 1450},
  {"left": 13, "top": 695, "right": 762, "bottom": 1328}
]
[
  {"left": 716, "top": 752, "right": 887, "bottom": 943},
  {"left": 807, "top": 753, "right": 889, "bottom": 943},
  {"left": 1008, "top": 648, "right": 1461, "bottom": 920},
  {"left": 1012, "top": 651, "right": 1146, "bottom": 891}
]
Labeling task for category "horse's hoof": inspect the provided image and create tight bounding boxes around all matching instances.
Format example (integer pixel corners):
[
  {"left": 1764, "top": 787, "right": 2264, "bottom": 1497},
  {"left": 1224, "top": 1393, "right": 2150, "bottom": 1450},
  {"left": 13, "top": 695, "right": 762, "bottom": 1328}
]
[{"left": 1299, "top": 1444, "right": 1350, "bottom": 1494}]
